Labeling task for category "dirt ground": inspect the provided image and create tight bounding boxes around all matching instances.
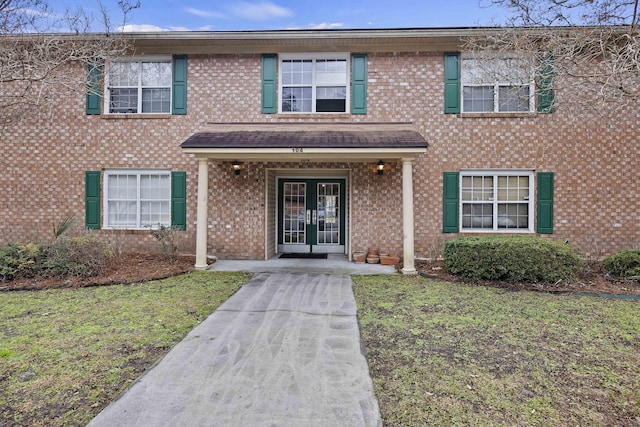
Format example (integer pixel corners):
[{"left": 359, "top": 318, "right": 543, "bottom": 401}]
[{"left": 1, "top": 253, "right": 639, "bottom": 296}]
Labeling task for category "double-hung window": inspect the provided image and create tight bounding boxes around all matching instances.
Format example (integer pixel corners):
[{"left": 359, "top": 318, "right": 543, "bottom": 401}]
[
  {"left": 279, "top": 54, "right": 349, "bottom": 113},
  {"left": 461, "top": 170, "right": 534, "bottom": 231},
  {"left": 105, "top": 56, "right": 172, "bottom": 114},
  {"left": 104, "top": 169, "right": 171, "bottom": 229},
  {"left": 461, "top": 53, "right": 534, "bottom": 113}
]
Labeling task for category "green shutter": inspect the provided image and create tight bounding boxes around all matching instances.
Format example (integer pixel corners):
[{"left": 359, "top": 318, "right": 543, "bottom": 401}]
[
  {"left": 85, "top": 171, "right": 101, "bottom": 229},
  {"left": 86, "top": 63, "right": 101, "bottom": 115},
  {"left": 261, "top": 54, "right": 277, "bottom": 114},
  {"left": 351, "top": 53, "right": 367, "bottom": 114},
  {"left": 443, "top": 172, "right": 459, "bottom": 233},
  {"left": 172, "top": 55, "right": 188, "bottom": 115},
  {"left": 536, "top": 172, "right": 554, "bottom": 234},
  {"left": 537, "top": 54, "right": 555, "bottom": 113},
  {"left": 171, "top": 171, "right": 187, "bottom": 230},
  {"left": 444, "top": 52, "right": 460, "bottom": 114}
]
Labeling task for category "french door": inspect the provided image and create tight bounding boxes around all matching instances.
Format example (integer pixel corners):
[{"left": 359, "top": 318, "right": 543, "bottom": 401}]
[{"left": 277, "top": 179, "right": 346, "bottom": 254}]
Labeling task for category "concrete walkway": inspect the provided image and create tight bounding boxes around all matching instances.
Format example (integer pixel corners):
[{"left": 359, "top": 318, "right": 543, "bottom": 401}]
[{"left": 88, "top": 272, "right": 383, "bottom": 427}]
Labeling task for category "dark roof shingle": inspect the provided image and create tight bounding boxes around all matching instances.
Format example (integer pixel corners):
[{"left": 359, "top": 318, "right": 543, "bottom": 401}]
[{"left": 180, "top": 130, "right": 428, "bottom": 149}]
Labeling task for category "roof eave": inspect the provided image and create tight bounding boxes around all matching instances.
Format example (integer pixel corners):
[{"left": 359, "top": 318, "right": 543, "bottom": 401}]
[
  {"left": 128, "top": 27, "right": 498, "bottom": 54},
  {"left": 183, "top": 147, "right": 427, "bottom": 162}
]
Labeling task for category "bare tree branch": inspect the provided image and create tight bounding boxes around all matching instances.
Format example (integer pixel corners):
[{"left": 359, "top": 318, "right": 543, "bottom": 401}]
[
  {"left": 0, "top": 0, "right": 140, "bottom": 127},
  {"left": 469, "top": 0, "right": 640, "bottom": 112}
]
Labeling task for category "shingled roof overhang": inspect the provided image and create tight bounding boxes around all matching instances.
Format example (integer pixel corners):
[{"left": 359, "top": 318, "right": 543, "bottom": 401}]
[
  {"left": 129, "top": 27, "right": 483, "bottom": 54},
  {"left": 180, "top": 123, "right": 428, "bottom": 162}
]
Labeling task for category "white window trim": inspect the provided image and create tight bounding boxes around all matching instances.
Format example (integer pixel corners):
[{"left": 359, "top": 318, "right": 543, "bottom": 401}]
[
  {"left": 459, "top": 169, "right": 535, "bottom": 233},
  {"left": 103, "top": 169, "right": 171, "bottom": 230},
  {"left": 103, "top": 55, "right": 173, "bottom": 115},
  {"left": 462, "top": 82, "right": 535, "bottom": 113},
  {"left": 461, "top": 53, "right": 535, "bottom": 113},
  {"left": 278, "top": 53, "right": 350, "bottom": 114}
]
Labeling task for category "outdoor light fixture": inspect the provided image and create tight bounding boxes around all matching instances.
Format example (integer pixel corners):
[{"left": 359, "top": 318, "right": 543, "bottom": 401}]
[
  {"left": 232, "top": 160, "right": 241, "bottom": 176},
  {"left": 377, "top": 160, "right": 385, "bottom": 175}
]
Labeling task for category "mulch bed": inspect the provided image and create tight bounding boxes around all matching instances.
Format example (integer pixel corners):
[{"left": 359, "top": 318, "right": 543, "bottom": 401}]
[
  {"left": 0, "top": 253, "right": 195, "bottom": 291},
  {"left": 2, "top": 253, "right": 639, "bottom": 297},
  {"left": 416, "top": 259, "right": 640, "bottom": 296}
]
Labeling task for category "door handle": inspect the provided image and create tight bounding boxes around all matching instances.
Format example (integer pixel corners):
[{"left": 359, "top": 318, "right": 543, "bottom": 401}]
[
  {"left": 306, "top": 210, "right": 311, "bottom": 225},
  {"left": 312, "top": 210, "right": 317, "bottom": 225}
]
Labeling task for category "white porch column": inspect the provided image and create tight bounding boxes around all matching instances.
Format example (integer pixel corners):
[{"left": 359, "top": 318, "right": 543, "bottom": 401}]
[
  {"left": 194, "top": 158, "right": 209, "bottom": 269},
  {"left": 401, "top": 158, "right": 417, "bottom": 275}
]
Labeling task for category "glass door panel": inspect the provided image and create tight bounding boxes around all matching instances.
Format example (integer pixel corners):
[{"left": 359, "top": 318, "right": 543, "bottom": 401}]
[
  {"left": 283, "top": 182, "right": 306, "bottom": 245},
  {"left": 316, "top": 183, "right": 340, "bottom": 245},
  {"left": 278, "top": 178, "right": 345, "bottom": 254}
]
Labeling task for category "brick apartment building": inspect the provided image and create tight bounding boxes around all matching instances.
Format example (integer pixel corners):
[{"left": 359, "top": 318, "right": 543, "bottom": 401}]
[{"left": 1, "top": 28, "right": 638, "bottom": 273}]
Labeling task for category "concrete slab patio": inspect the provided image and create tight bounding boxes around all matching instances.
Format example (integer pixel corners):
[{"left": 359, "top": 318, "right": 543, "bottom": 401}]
[
  {"left": 207, "top": 254, "right": 397, "bottom": 275},
  {"left": 88, "top": 272, "right": 383, "bottom": 427}
]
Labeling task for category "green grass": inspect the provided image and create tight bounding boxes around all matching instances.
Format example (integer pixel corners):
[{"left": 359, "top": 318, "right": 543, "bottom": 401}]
[
  {"left": 0, "top": 271, "right": 249, "bottom": 427},
  {"left": 3, "top": 272, "right": 639, "bottom": 426},
  {"left": 353, "top": 275, "right": 640, "bottom": 427}
]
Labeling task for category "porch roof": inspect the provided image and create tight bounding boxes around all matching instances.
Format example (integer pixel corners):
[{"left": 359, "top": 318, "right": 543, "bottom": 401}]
[{"left": 180, "top": 122, "right": 429, "bottom": 162}]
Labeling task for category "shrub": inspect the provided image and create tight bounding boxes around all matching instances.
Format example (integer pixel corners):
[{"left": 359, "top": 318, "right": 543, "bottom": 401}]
[
  {"left": 0, "top": 244, "right": 21, "bottom": 281},
  {"left": 602, "top": 249, "right": 640, "bottom": 278},
  {"left": 0, "top": 236, "right": 112, "bottom": 281},
  {"left": 0, "top": 243, "right": 40, "bottom": 281},
  {"left": 38, "top": 236, "right": 112, "bottom": 278},
  {"left": 149, "top": 224, "right": 179, "bottom": 259},
  {"left": 443, "top": 235, "right": 582, "bottom": 284}
]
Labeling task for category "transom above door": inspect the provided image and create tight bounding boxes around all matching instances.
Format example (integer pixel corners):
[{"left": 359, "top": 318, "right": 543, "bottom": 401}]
[{"left": 277, "top": 178, "right": 346, "bottom": 254}]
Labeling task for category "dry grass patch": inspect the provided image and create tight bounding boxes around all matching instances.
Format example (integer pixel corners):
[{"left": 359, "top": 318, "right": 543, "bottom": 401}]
[
  {"left": 353, "top": 275, "right": 640, "bottom": 426},
  {"left": 0, "top": 271, "right": 249, "bottom": 427}
]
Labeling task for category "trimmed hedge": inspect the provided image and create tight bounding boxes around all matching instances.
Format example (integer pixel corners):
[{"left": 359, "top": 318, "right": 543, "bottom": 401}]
[
  {"left": 443, "top": 235, "right": 582, "bottom": 283},
  {"left": 602, "top": 249, "right": 640, "bottom": 278}
]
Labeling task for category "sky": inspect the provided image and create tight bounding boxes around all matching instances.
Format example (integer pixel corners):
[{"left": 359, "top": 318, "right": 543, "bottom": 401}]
[{"left": 46, "top": 0, "right": 508, "bottom": 32}]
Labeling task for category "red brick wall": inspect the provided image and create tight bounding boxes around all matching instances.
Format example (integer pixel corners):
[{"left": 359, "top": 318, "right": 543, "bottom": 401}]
[{"left": 1, "top": 52, "right": 638, "bottom": 259}]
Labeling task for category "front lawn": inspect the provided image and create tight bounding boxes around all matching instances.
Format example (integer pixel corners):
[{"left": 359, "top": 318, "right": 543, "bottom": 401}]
[
  {"left": 353, "top": 275, "right": 640, "bottom": 426},
  {"left": 0, "top": 271, "right": 249, "bottom": 427},
  {"left": 2, "top": 272, "right": 638, "bottom": 426}
]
